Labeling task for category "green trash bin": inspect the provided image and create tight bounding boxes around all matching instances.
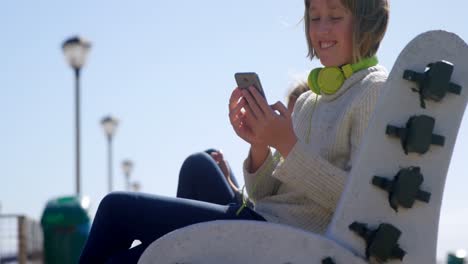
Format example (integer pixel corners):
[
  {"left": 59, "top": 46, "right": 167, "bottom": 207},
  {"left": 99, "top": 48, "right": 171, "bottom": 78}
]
[
  {"left": 448, "top": 252, "right": 466, "bottom": 264},
  {"left": 41, "top": 195, "right": 91, "bottom": 264}
]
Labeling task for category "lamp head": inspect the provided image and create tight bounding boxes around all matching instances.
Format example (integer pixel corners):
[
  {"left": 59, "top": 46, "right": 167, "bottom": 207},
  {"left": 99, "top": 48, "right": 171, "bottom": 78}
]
[{"left": 62, "top": 36, "right": 91, "bottom": 69}]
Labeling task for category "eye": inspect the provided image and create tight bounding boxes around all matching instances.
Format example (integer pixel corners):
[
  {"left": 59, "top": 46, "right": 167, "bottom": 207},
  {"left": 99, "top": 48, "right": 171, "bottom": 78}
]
[
  {"left": 331, "top": 16, "right": 343, "bottom": 21},
  {"left": 310, "top": 17, "right": 320, "bottom": 22}
]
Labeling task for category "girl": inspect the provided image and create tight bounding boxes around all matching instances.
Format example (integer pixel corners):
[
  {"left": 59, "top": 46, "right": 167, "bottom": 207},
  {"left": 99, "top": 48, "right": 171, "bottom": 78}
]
[{"left": 79, "top": 0, "right": 389, "bottom": 263}]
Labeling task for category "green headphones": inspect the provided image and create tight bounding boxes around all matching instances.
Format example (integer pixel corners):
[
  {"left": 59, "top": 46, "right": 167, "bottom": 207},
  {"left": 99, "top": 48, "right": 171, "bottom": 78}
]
[{"left": 308, "top": 56, "right": 378, "bottom": 95}]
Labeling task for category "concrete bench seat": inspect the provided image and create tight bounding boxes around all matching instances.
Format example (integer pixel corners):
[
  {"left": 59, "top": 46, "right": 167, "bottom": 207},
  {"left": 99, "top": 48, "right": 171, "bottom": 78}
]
[{"left": 138, "top": 220, "right": 366, "bottom": 264}]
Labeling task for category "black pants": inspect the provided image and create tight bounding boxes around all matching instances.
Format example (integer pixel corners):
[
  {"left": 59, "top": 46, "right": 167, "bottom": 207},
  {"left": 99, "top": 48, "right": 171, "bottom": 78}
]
[
  {"left": 79, "top": 151, "right": 264, "bottom": 263},
  {"left": 79, "top": 192, "right": 265, "bottom": 263}
]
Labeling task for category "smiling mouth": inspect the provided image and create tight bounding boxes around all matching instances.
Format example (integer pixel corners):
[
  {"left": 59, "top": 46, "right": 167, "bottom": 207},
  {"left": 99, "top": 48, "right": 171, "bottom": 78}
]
[{"left": 320, "top": 41, "right": 337, "bottom": 49}]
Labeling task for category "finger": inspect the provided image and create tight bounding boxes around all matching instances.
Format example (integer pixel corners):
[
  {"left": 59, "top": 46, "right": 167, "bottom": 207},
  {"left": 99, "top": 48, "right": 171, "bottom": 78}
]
[
  {"left": 271, "top": 101, "right": 290, "bottom": 117},
  {"left": 213, "top": 156, "right": 224, "bottom": 165},
  {"left": 231, "top": 115, "right": 243, "bottom": 130},
  {"left": 211, "top": 151, "right": 225, "bottom": 162},
  {"left": 210, "top": 152, "right": 221, "bottom": 162},
  {"left": 230, "top": 99, "right": 248, "bottom": 122},
  {"left": 229, "top": 88, "right": 244, "bottom": 109},
  {"left": 248, "top": 86, "right": 272, "bottom": 116},
  {"left": 241, "top": 102, "right": 259, "bottom": 127},
  {"left": 241, "top": 88, "right": 264, "bottom": 119},
  {"left": 231, "top": 106, "right": 254, "bottom": 139},
  {"left": 229, "top": 97, "right": 247, "bottom": 122}
]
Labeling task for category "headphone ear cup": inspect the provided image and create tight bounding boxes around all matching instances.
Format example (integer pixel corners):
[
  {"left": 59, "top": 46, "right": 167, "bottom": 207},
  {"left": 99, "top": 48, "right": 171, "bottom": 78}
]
[
  {"left": 308, "top": 68, "right": 322, "bottom": 95},
  {"left": 318, "top": 67, "right": 345, "bottom": 95}
]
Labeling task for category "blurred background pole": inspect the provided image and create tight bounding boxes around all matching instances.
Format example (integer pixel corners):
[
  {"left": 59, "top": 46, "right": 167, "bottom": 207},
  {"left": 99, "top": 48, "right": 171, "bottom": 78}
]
[
  {"left": 101, "top": 116, "right": 119, "bottom": 193},
  {"left": 121, "top": 159, "right": 134, "bottom": 191},
  {"left": 74, "top": 68, "right": 81, "bottom": 195},
  {"left": 62, "top": 36, "right": 91, "bottom": 196}
]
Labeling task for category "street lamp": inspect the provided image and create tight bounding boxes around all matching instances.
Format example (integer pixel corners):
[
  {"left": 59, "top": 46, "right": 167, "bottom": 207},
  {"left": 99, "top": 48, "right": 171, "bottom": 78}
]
[
  {"left": 62, "top": 36, "right": 91, "bottom": 196},
  {"left": 101, "top": 116, "right": 119, "bottom": 193},
  {"left": 121, "top": 159, "right": 134, "bottom": 191}
]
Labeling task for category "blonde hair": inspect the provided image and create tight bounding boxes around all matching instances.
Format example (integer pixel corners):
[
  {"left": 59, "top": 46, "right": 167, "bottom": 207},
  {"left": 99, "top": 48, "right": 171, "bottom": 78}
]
[
  {"left": 287, "top": 80, "right": 310, "bottom": 105},
  {"left": 304, "top": 0, "right": 389, "bottom": 63}
]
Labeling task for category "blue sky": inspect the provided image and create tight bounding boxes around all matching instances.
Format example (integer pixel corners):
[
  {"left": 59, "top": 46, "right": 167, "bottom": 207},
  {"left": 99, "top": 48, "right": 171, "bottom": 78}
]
[{"left": 1, "top": 0, "right": 467, "bottom": 260}]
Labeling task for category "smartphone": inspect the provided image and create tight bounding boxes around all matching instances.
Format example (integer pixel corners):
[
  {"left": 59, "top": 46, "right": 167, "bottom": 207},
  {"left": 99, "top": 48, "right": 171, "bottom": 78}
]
[{"left": 234, "top": 72, "right": 266, "bottom": 98}]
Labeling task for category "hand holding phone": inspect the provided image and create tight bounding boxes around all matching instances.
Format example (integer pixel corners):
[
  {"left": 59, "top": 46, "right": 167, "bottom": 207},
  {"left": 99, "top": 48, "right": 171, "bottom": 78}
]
[{"left": 234, "top": 72, "right": 266, "bottom": 98}]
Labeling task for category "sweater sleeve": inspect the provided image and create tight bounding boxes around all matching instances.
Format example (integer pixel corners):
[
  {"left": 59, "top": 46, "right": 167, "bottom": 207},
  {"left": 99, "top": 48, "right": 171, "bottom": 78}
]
[
  {"left": 242, "top": 149, "right": 281, "bottom": 202},
  {"left": 272, "top": 78, "right": 385, "bottom": 212}
]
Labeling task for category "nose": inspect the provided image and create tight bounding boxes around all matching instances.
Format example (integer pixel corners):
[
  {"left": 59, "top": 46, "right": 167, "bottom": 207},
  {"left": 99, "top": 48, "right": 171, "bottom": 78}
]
[{"left": 316, "top": 20, "right": 331, "bottom": 34}]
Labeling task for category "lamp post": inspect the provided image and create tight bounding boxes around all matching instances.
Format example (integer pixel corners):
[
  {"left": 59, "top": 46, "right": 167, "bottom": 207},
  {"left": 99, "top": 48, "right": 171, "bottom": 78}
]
[
  {"left": 121, "top": 159, "right": 134, "bottom": 191},
  {"left": 62, "top": 36, "right": 91, "bottom": 196},
  {"left": 101, "top": 116, "right": 119, "bottom": 193}
]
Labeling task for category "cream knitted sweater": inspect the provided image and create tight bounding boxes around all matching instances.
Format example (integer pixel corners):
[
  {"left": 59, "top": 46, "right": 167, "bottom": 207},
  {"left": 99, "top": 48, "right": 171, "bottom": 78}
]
[{"left": 243, "top": 65, "right": 388, "bottom": 234}]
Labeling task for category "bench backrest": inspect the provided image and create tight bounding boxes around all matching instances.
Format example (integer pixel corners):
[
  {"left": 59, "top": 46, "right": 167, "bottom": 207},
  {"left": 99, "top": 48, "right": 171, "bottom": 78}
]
[{"left": 326, "top": 30, "right": 468, "bottom": 263}]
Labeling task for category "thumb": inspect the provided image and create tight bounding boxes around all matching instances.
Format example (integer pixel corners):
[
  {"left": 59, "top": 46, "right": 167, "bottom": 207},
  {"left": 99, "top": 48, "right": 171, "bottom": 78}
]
[{"left": 271, "top": 101, "right": 289, "bottom": 117}]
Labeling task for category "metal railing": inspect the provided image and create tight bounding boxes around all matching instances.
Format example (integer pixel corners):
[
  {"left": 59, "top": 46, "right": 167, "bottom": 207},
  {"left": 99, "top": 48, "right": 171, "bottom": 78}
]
[{"left": 0, "top": 215, "right": 43, "bottom": 264}]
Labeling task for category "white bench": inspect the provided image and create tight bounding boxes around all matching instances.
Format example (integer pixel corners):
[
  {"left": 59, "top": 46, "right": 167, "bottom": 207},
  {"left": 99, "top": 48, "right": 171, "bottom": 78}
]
[{"left": 139, "top": 30, "right": 468, "bottom": 264}]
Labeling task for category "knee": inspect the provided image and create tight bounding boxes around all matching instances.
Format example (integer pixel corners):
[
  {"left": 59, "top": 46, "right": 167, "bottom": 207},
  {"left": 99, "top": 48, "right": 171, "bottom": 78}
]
[
  {"left": 98, "top": 191, "right": 130, "bottom": 212},
  {"left": 180, "top": 152, "right": 213, "bottom": 173},
  {"left": 186, "top": 152, "right": 213, "bottom": 164}
]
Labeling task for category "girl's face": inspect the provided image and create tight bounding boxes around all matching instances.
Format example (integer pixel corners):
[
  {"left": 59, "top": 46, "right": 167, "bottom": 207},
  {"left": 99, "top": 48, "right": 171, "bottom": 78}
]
[{"left": 308, "top": 0, "right": 353, "bottom": 67}]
